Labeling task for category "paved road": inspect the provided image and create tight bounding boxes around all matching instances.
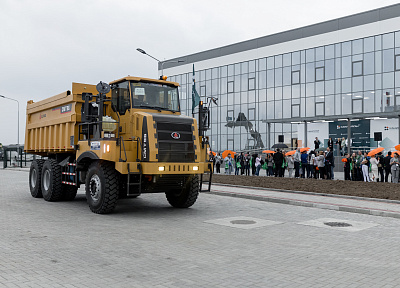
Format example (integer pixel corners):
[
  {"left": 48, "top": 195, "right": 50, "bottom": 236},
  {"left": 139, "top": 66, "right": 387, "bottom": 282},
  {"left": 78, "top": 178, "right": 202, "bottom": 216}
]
[{"left": 1, "top": 169, "right": 400, "bottom": 288}]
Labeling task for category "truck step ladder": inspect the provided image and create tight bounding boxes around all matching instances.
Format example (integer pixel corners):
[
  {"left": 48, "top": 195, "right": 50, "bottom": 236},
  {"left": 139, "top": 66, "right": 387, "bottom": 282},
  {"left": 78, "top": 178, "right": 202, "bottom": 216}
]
[
  {"left": 127, "top": 163, "right": 142, "bottom": 196},
  {"left": 61, "top": 163, "right": 77, "bottom": 186},
  {"left": 200, "top": 169, "right": 213, "bottom": 192}
]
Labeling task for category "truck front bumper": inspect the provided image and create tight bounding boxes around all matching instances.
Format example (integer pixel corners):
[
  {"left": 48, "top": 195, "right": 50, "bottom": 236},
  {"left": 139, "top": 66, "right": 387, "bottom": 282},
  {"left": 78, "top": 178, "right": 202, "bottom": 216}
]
[{"left": 115, "top": 161, "right": 212, "bottom": 175}]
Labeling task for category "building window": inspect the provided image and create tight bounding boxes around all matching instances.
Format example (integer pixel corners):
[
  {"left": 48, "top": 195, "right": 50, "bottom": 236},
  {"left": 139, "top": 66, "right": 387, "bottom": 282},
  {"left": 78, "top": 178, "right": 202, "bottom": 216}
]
[
  {"left": 200, "top": 85, "right": 206, "bottom": 97},
  {"left": 395, "top": 55, "right": 400, "bottom": 71},
  {"left": 292, "top": 104, "right": 300, "bottom": 117},
  {"left": 248, "top": 108, "right": 255, "bottom": 120},
  {"left": 248, "top": 77, "right": 255, "bottom": 90},
  {"left": 352, "top": 60, "right": 363, "bottom": 76},
  {"left": 292, "top": 70, "right": 300, "bottom": 84},
  {"left": 227, "top": 81, "right": 234, "bottom": 93},
  {"left": 315, "top": 102, "right": 325, "bottom": 116},
  {"left": 315, "top": 67, "right": 325, "bottom": 82},
  {"left": 226, "top": 110, "right": 234, "bottom": 122}
]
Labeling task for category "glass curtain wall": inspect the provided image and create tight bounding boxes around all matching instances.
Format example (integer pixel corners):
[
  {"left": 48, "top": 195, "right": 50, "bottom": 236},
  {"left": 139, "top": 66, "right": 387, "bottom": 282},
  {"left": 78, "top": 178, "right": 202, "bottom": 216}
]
[{"left": 168, "top": 30, "right": 400, "bottom": 152}]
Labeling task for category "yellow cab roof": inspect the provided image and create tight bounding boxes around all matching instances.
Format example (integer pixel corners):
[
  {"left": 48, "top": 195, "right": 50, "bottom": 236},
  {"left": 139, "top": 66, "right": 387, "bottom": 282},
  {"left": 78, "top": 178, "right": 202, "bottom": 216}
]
[{"left": 110, "top": 76, "right": 180, "bottom": 87}]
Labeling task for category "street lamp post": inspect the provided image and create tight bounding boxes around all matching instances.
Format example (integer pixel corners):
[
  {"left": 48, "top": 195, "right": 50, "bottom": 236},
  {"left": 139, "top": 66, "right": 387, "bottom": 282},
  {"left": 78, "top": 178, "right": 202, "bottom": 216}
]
[
  {"left": 136, "top": 48, "right": 184, "bottom": 78},
  {"left": 0, "top": 95, "right": 19, "bottom": 145}
]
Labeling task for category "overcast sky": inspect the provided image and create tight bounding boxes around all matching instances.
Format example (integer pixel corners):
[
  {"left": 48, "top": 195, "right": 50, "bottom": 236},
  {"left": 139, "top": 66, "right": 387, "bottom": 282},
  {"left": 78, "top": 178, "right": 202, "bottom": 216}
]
[{"left": 0, "top": 0, "right": 399, "bottom": 145}]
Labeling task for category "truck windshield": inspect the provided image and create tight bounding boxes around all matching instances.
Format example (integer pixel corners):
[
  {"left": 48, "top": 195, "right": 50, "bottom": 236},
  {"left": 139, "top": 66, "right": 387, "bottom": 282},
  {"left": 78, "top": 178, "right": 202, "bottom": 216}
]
[{"left": 131, "top": 82, "right": 180, "bottom": 112}]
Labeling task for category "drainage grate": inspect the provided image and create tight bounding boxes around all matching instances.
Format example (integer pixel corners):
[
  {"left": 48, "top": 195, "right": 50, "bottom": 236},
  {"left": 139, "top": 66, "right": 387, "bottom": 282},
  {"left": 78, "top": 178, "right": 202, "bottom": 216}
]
[
  {"left": 324, "top": 222, "right": 352, "bottom": 227},
  {"left": 230, "top": 220, "right": 257, "bottom": 225}
]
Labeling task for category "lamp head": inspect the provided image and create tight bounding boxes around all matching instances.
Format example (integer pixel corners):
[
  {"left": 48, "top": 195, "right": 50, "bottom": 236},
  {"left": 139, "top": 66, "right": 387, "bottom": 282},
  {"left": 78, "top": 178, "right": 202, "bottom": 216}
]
[{"left": 136, "top": 48, "right": 146, "bottom": 54}]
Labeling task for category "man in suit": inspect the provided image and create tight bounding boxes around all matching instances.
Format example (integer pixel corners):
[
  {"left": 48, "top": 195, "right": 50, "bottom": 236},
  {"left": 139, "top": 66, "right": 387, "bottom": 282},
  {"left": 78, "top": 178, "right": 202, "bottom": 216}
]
[
  {"left": 325, "top": 147, "right": 334, "bottom": 180},
  {"left": 273, "top": 149, "right": 284, "bottom": 177},
  {"left": 383, "top": 151, "right": 392, "bottom": 182}
]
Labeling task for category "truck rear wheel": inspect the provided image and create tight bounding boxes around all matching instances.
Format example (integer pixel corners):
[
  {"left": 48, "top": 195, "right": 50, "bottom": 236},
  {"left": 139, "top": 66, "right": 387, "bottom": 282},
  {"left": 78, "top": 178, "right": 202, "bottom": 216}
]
[
  {"left": 166, "top": 175, "right": 199, "bottom": 208},
  {"left": 29, "top": 159, "right": 45, "bottom": 198},
  {"left": 85, "top": 161, "right": 119, "bottom": 214},
  {"left": 41, "top": 159, "right": 63, "bottom": 202}
]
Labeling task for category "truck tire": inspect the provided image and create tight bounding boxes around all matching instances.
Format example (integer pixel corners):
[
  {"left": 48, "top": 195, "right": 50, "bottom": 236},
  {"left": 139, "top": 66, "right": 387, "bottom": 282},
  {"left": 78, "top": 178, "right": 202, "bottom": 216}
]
[
  {"left": 62, "top": 185, "right": 78, "bottom": 201},
  {"left": 41, "top": 159, "right": 63, "bottom": 202},
  {"left": 85, "top": 161, "right": 119, "bottom": 214},
  {"left": 29, "top": 159, "right": 45, "bottom": 198},
  {"left": 166, "top": 175, "right": 199, "bottom": 208}
]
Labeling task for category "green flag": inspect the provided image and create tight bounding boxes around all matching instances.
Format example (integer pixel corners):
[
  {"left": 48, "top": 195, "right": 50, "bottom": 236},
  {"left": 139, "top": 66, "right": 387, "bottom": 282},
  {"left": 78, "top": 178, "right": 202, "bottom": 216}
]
[{"left": 192, "top": 64, "right": 201, "bottom": 114}]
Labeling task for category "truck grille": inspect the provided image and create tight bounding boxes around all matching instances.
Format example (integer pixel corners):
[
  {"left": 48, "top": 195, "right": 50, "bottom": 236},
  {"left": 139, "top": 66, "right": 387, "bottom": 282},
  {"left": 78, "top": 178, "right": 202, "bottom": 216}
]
[{"left": 156, "top": 121, "right": 195, "bottom": 163}]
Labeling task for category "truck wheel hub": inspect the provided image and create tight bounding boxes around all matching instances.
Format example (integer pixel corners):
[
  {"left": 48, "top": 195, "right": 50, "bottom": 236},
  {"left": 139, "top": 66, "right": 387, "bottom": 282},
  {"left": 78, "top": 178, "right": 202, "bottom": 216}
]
[
  {"left": 90, "top": 175, "right": 101, "bottom": 201},
  {"left": 43, "top": 170, "right": 51, "bottom": 191},
  {"left": 31, "top": 169, "right": 37, "bottom": 188}
]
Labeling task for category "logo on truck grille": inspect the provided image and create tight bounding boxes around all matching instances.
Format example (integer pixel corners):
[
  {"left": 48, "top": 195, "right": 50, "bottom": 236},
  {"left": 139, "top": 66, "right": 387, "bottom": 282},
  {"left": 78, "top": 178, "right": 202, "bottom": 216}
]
[{"left": 171, "top": 132, "right": 180, "bottom": 139}]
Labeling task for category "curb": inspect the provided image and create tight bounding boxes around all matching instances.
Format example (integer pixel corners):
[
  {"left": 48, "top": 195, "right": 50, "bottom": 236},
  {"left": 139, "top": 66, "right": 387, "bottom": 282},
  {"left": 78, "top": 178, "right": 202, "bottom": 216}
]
[
  {"left": 210, "top": 183, "right": 400, "bottom": 204},
  {"left": 208, "top": 184, "right": 400, "bottom": 220}
]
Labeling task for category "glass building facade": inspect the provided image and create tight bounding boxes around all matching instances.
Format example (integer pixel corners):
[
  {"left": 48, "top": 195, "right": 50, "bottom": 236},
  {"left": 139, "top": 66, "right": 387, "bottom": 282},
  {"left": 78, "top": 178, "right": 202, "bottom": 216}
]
[{"left": 166, "top": 5, "right": 400, "bottom": 152}]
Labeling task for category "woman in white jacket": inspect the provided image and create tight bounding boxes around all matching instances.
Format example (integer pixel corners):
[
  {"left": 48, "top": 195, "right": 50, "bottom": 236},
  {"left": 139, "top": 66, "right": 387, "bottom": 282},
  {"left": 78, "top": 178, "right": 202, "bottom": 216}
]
[
  {"left": 286, "top": 155, "right": 294, "bottom": 178},
  {"left": 370, "top": 154, "right": 379, "bottom": 182}
]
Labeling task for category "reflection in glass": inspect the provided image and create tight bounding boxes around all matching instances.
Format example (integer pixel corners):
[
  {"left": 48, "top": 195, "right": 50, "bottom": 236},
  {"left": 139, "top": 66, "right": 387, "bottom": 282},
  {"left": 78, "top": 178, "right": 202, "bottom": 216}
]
[
  {"left": 364, "top": 36, "right": 374, "bottom": 53},
  {"left": 383, "top": 33, "right": 395, "bottom": 49},
  {"left": 275, "top": 68, "right": 282, "bottom": 86},
  {"left": 364, "top": 92, "right": 374, "bottom": 113},
  {"left": 342, "top": 94, "right": 351, "bottom": 114},
  {"left": 292, "top": 70, "right": 300, "bottom": 85},
  {"left": 342, "top": 41, "right": 351, "bottom": 56},
  {"left": 352, "top": 61, "right": 363, "bottom": 76},
  {"left": 352, "top": 39, "right": 363, "bottom": 55},
  {"left": 383, "top": 49, "right": 394, "bottom": 72},
  {"left": 315, "top": 67, "right": 325, "bottom": 81},
  {"left": 382, "top": 72, "right": 394, "bottom": 89},
  {"left": 283, "top": 53, "right": 291, "bottom": 66},
  {"left": 275, "top": 55, "right": 282, "bottom": 68},
  {"left": 353, "top": 99, "right": 362, "bottom": 113},
  {"left": 306, "top": 48, "right": 315, "bottom": 63},
  {"left": 292, "top": 51, "right": 300, "bottom": 65}
]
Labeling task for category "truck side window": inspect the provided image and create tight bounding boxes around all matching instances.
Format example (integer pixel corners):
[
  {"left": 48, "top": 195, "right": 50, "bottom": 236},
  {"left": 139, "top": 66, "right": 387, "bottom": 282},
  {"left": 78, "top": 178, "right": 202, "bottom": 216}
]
[{"left": 111, "top": 81, "right": 130, "bottom": 115}]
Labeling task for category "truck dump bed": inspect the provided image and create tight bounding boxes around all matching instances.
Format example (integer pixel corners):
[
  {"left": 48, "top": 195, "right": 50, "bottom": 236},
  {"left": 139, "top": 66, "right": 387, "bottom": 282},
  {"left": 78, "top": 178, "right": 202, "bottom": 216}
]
[{"left": 24, "top": 83, "right": 98, "bottom": 155}]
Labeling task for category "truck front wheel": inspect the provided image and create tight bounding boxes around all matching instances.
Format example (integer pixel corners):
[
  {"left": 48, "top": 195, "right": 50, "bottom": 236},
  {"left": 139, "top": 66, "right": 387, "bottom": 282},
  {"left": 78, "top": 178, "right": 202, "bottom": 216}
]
[
  {"left": 41, "top": 159, "right": 63, "bottom": 202},
  {"left": 29, "top": 159, "right": 45, "bottom": 198},
  {"left": 166, "top": 175, "right": 199, "bottom": 208},
  {"left": 85, "top": 161, "right": 119, "bottom": 214}
]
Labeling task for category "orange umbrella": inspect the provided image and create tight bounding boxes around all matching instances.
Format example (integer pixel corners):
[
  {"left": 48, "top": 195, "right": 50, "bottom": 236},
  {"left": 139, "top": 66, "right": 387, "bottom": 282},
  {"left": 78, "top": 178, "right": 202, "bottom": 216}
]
[
  {"left": 262, "top": 150, "right": 276, "bottom": 154},
  {"left": 395, "top": 144, "right": 400, "bottom": 151},
  {"left": 285, "top": 150, "right": 296, "bottom": 156},
  {"left": 367, "top": 147, "right": 384, "bottom": 156},
  {"left": 222, "top": 150, "right": 236, "bottom": 159},
  {"left": 300, "top": 147, "right": 310, "bottom": 152},
  {"left": 209, "top": 151, "right": 216, "bottom": 156}
]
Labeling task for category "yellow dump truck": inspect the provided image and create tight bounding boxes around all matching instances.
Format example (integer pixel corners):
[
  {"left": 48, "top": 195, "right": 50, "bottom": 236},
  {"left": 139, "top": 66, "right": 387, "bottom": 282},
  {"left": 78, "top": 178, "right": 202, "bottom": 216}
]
[{"left": 25, "top": 76, "right": 213, "bottom": 214}]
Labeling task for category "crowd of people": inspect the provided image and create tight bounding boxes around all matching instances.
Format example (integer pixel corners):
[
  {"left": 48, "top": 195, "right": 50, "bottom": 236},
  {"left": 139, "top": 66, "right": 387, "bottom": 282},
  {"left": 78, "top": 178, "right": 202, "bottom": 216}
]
[
  {"left": 210, "top": 136, "right": 400, "bottom": 183},
  {"left": 212, "top": 147, "right": 336, "bottom": 180}
]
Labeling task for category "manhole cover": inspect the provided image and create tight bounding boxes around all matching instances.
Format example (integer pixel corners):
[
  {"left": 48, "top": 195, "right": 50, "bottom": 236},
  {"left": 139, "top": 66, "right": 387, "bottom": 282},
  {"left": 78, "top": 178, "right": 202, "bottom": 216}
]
[
  {"left": 324, "top": 222, "right": 352, "bottom": 227},
  {"left": 230, "top": 220, "right": 257, "bottom": 225}
]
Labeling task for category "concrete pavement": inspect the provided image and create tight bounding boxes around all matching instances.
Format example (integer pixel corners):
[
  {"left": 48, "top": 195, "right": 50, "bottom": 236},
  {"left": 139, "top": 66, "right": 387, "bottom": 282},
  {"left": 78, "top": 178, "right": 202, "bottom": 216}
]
[{"left": 2, "top": 168, "right": 400, "bottom": 287}]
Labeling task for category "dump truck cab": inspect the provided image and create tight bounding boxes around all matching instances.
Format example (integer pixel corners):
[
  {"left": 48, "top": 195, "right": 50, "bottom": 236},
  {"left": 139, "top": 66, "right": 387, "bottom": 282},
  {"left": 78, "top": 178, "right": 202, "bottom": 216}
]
[{"left": 26, "top": 76, "right": 212, "bottom": 214}]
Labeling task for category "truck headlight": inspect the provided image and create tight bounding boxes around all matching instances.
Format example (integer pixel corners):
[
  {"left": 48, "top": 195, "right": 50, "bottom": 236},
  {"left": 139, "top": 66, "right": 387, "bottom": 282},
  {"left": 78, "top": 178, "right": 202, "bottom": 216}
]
[
  {"left": 193, "top": 166, "right": 199, "bottom": 171},
  {"left": 158, "top": 166, "right": 165, "bottom": 171}
]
